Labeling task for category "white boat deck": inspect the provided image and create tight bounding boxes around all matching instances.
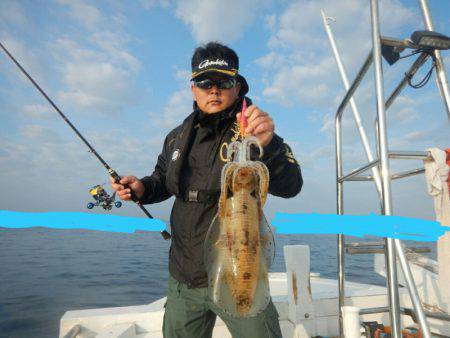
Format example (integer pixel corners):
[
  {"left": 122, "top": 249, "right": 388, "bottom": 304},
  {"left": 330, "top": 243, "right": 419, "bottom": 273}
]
[
  {"left": 60, "top": 245, "right": 448, "bottom": 338},
  {"left": 60, "top": 274, "right": 394, "bottom": 338}
]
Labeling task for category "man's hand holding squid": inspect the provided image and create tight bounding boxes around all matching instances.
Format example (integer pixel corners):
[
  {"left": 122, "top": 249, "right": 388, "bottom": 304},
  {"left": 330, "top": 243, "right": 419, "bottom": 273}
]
[{"left": 236, "top": 105, "right": 274, "bottom": 147}]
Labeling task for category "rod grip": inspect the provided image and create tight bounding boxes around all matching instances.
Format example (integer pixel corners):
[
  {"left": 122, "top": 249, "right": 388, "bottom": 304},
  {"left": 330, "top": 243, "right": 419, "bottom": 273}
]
[
  {"left": 109, "top": 170, "right": 171, "bottom": 240},
  {"left": 110, "top": 170, "right": 144, "bottom": 205}
]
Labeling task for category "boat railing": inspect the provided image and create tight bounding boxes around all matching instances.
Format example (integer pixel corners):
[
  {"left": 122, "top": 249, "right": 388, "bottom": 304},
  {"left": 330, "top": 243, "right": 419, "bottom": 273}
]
[{"left": 322, "top": 0, "right": 450, "bottom": 337}]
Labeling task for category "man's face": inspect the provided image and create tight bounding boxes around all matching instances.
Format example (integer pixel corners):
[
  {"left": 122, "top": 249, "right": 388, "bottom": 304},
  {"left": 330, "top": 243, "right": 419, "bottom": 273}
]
[{"left": 191, "top": 73, "right": 241, "bottom": 114}]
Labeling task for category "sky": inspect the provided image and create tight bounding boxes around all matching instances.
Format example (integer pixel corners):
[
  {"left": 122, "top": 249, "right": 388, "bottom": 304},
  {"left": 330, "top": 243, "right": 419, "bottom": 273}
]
[{"left": 0, "top": 0, "right": 449, "bottom": 223}]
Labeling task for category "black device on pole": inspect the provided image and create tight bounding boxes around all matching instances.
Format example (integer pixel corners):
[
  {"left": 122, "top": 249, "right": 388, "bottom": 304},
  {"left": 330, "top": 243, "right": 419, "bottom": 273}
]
[
  {"left": 411, "top": 30, "right": 450, "bottom": 50},
  {"left": 0, "top": 41, "right": 171, "bottom": 240}
]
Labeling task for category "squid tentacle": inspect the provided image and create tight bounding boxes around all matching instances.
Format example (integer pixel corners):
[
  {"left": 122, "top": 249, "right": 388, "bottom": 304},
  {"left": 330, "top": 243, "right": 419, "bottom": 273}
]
[
  {"left": 253, "top": 162, "right": 269, "bottom": 207},
  {"left": 219, "top": 162, "right": 238, "bottom": 219},
  {"left": 243, "top": 136, "right": 263, "bottom": 160}
]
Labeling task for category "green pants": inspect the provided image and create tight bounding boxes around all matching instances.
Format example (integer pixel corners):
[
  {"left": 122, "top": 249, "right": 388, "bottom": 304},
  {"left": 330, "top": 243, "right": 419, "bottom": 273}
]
[{"left": 163, "top": 276, "right": 283, "bottom": 338}]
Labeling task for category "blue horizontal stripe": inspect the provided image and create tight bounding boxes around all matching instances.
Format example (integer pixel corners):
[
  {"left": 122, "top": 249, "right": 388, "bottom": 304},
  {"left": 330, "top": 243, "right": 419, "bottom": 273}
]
[
  {"left": 0, "top": 210, "right": 166, "bottom": 233},
  {"left": 273, "top": 212, "right": 449, "bottom": 242}
]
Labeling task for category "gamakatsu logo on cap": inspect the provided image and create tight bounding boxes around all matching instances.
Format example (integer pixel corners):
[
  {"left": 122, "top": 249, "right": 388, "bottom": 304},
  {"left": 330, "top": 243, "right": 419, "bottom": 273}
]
[{"left": 198, "top": 59, "right": 229, "bottom": 69}]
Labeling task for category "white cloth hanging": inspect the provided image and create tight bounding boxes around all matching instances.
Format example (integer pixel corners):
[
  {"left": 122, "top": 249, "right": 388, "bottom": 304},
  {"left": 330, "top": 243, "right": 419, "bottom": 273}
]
[
  {"left": 424, "top": 148, "right": 450, "bottom": 312},
  {"left": 424, "top": 148, "right": 450, "bottom": 223}
]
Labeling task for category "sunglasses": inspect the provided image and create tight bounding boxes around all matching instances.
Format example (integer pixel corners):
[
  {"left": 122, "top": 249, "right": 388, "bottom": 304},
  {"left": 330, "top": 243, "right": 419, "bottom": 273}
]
[{"left": 192, "top": 78, "right": 237, "bottom": 90}]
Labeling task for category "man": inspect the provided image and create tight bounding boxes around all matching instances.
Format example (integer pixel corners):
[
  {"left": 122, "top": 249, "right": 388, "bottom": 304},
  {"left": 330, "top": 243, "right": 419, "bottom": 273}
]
[{"left": 111, "top": 42, "right": 302, "bottom": 338}]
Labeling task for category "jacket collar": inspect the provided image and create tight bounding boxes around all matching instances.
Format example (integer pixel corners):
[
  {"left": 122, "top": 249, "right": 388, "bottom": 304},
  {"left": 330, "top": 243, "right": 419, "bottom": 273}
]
[{"left": 165, "top": 96, "right": 252, "bottom": 197}]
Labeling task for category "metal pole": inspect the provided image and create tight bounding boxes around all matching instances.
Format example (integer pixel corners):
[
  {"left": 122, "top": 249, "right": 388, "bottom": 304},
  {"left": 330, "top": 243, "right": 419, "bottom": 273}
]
[
  {"left": 394, "top": 240, "right": 432, "bottom": 338},
  {"left": 391, "top": 168, "right": 425, "bottom": 180},
  {"left": 385, "top": 53, "right": 430, "bottom": 110},
  {"left": 339, "top": 159, "right": 380, "bottom": 182},
  {"left": 335, "top": 102, "right": 345, "bottom": 338},
  {"left": 333, "top": 37, "right": 372, "bottom": 338},
  {"left": 375, "top": 52, "right": 429, "bottom": 161},
  {"left": 322, "top": 10, "right": 383, "bottom": 198},
  {"left": 336, "top": 52, "right": 374, "bottom": 121},
  {"left": 337, "top": 233, "right": 345, "bottom": 338},
  {"left": 388, "top": 150, "right": 430, "bottom": 160},
  {"left": 419, "top": 0, "right": 450, "bottom": 120},
  {"left": 369, "top": 1, "right": 402, "bottom": 337},
  {"left": 335, "top": 88, "right": 345, "bottom": 338}
]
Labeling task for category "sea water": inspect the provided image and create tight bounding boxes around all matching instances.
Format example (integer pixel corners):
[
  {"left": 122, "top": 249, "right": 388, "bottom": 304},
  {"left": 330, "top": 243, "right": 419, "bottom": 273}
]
[{"left": 0, "top": 228, "right": 436, "bottom": 338}]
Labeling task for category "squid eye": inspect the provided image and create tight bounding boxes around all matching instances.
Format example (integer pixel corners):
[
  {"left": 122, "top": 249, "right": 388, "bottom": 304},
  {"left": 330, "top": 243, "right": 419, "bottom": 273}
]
[{"left": 250, "top": 190, "right": 257, "bottom": 198}]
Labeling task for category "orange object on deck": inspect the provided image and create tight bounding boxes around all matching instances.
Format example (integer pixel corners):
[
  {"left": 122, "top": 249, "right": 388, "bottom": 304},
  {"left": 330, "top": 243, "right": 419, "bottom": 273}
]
[{"left": 375, "top": 326, "right": 422, "bottom": 338}]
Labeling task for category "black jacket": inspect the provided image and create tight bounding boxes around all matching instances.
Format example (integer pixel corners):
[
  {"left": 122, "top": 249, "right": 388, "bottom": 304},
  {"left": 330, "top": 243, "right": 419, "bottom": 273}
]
[{"left": 139, "top": 98, "right": 302, "bottom": 288}]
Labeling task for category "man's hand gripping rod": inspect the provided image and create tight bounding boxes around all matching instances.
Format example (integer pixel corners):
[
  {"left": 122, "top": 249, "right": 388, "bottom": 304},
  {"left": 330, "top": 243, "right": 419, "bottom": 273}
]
[{"left": 0, "top": 42, "right": 171, "bottom": 240}]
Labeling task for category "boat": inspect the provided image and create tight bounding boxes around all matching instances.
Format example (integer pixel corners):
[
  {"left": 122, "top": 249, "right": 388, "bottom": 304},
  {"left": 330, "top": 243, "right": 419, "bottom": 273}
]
[
  {"left": 59, "top": 244, "right": 449, "bottom": 337},
  {"left": 59, "top": 0, "right": 450, "bottom": 337}
]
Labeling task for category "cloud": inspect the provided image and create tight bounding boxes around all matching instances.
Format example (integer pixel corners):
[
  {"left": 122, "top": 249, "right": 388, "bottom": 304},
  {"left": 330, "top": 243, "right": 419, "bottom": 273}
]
[
  {"left": 403, "top": 130, "right": 431, "bottom": 143},
  {"left": 0, "top": 121, "right": 160, "bottom": 194},
  {"left": 0, "top": 0, "right": 164, "bottom": 215},
  {"left": 57, "top": 60, "right": 136, "bottom": 115},
  {"left": 319, "top": 113, "right": 335, "bottom": 135},
  {"left": 174, "top": 0, "right": 268, "bottom": 43},
  {"left": 386, "top": 96, "right": 419, "bottom": 124},
  {"left": 262, "top": 57, "right": 336, "bottom": 107},
  {"left": 56, "top": 0, "right": 104, "bottom": 30},
  {"left": 269, "top": 0, "right": 415, "bottom": 50},
  {"left": 53, "top": 1, "right": 141, "bottom": 114},
  {"left": 0, "top": 1, "right": 27, "bottom": 28},
  {"left": 152, "top": 87, "right": 193, "bottom": 130},
  {"left": 21, "top": 104, "right": 54, "bottom": 120},
  {"left": 20, "top": 124, "right": 63, "bottom": 144},
  {"left": 4, "top": 125, "right": 84, "bottom": 177},
  {"left": 259, "top": 0, "right": 417, "bottom": 109},
  {"left": 89, "top": 31, "right": 141, "bottom": 72},
  {"left": 175, "top": 69, "right": 191, "bottom": 82},
  {"left": 47, "top": 8, "right": 142, "bottom": 116},
  {"left": 265, "top": 14, "right": 276, "bottom": 31},
  {"left": 50, "top": 38, "right": 100, "bottom": 63},
  {"left": 139, "top": 0, "right": 171, "bottom": 9},
  {"left": 0, "top": 35, "right": 47, "bottom": 84},
  {"left": 255, "top": 52, "right": 287, "bottom": 71},
  {"left": 255, "top": 0, "right": 443, "bottom": 173}
]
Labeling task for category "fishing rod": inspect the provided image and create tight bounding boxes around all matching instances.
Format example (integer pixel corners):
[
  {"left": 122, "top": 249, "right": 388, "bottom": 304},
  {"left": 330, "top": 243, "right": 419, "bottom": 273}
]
[{"left": 0, "top": 41, "right": 171, "bottom": 240}]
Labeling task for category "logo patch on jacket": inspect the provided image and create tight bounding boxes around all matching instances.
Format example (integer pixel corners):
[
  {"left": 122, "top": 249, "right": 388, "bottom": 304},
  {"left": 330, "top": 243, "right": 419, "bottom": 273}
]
[
  {"left": 285, "top": 145, "right": 297, "bottom": 164},
  {"left": 172, "top": 149, "right": 180, "bottom": 161}
]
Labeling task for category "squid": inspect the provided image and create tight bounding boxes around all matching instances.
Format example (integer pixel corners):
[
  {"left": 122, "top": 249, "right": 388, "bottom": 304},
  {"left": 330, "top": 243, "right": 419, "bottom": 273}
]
[{"left": 204, "top": 135, "right": 275, "bottom": 317}]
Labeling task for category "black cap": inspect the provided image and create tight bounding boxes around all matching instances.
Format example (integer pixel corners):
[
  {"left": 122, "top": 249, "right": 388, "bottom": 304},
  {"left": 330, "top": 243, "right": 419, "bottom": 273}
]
[{"left": 191, "top": 42, "right": 249, "bottom": 96}]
